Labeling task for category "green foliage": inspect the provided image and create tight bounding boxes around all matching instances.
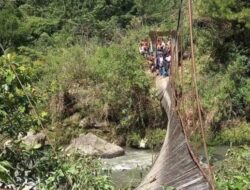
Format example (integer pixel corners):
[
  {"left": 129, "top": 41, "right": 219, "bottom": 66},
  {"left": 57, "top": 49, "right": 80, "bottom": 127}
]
[
  {"left": 193, "top": 0, "right": 250, "bottom": 132},
  {"left": 1, "top": 0, "right": 180, "bottom": 52},
  {"left": 0, "top": 160, "right": 13, "bottom": 184},
  {"left": 215, "top": 146, "right": 250, "bottom": 190},
  {"left": 0, "top": 1, "right": 27, "bottom": 50},
  {"left": 134, "top": 0, "right": 179, "bottom": 26},
  {"left": 127, "top": 132, "right": 141, "bottom": 148},
  {"left": 0, "top": 53, "right": 44, "bottom": 137},
  {"left": 37, "top": 30, "right": 163, "bottom": 145},
  {"left": 0, "top": 141, "right": 50, "bottom": 186},
  {"left": 39, "top": 45, "right": 90, "bottom": 91},
  {"left": 87, "top": 39, "right": 150, "bottom": 130},
  {"left": 197, "top": 31, "right": 250, "bottom": 122},
  {"left": 0, "top": 141, "right": 113, "bottom": 189},
  {"left": 197, "top": 0, "right": 250, "bottom": 28},
  {"left": 145, "top": 128, "right": 166, "bottom": 149},
  {"left": 24, "top": 16, "right": 60, "bottom": 38},
  {"left": 38, "top": 155, "right": 113, "bottom": 190},
  {"left": 214, "top": 121, "right": 250, "bottom": 145}
]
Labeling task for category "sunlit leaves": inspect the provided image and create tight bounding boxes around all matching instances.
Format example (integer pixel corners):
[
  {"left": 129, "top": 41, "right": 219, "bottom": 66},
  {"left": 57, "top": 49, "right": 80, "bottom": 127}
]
[{"left": 0, "top": 53, "right": 42, "bottom": 136}]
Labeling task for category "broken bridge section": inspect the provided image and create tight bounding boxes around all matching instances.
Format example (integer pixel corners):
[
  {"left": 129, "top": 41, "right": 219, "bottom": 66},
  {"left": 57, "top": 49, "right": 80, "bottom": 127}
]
[{"left": 136, "top": 77, "right": 211, "bottom": 190}]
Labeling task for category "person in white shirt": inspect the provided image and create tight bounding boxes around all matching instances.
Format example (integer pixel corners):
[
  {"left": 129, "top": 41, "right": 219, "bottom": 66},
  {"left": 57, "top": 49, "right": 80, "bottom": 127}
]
[{"left": 166, "top": 54, "right": 171, "bottom": 62}]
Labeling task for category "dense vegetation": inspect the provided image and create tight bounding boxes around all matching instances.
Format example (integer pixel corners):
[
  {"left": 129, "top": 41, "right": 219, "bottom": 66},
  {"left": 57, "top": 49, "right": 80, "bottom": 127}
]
[
  {"left": 191, "top": 1, "right": 250, "bottom": 189},
  {"left": 0, "top": 0, "right": 249, "bottom": 189},
  {"left": 195, "top": 0, "right": 250, "bottom": 132},
  {"left": 215, "top": 146, "right": 250, "bottom": 190}
]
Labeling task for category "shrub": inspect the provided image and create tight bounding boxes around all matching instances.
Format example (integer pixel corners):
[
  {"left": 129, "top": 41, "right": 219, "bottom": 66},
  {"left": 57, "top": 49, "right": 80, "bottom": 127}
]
[
  {"left": 38, "top": 155, "right": 113, "bottom": 190},
  {"left": 127, "top": 132, "right": 141, "bottom": 148},
  {"left": 215, "top": 146, "right": 250, "bottom": 190},
  {"left": 145, "top": 128, "right": 166, "bottom": 150},
  {"left": 0, "top": 161, "right": 13, "bottom": 184},
  {"left": 0, "top": 141, "right": 113, "bottom": 190},
  {"left": 0, "top": 53, "right": 44, "bottom": 138},
  {"left": 37, "top": 30, "right": 163, "bottom": 145},
  {"left": 215, "top": 121, "right": 250, "bottom": 145}
]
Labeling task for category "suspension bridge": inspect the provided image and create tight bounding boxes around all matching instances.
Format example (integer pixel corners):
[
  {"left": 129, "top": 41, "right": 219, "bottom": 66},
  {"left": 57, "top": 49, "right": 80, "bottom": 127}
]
[
  {"left": 0, "top": 1, "right": 216, "bottom": 190},
  {"left": 137, "top": 0, "right": 214, "bottom": 189},
  {"left": 136, "top": 76, "right": 211, "bottom": 190}
]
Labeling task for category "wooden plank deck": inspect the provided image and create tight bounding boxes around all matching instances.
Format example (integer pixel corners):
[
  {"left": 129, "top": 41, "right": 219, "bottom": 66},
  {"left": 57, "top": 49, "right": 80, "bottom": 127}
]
[{"left": 136, "top": 77, "right": 211, "bottom": 190}]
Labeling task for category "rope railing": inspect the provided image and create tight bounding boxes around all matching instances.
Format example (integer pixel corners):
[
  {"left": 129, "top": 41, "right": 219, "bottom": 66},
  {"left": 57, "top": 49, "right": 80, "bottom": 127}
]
[{"left": 171, "top": 0, "right": 215, "bottom": 188}]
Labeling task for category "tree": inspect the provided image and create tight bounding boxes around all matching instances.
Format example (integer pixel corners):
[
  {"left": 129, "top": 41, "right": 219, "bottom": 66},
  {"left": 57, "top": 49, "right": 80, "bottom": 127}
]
[{"left": 0, "top": 2, "right": 26, "bottom": 52}]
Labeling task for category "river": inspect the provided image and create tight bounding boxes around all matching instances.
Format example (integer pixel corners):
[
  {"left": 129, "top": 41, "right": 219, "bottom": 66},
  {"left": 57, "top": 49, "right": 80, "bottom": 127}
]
[
  {"left": 102, "top": 146, "right": 230, "bottom": 189},
  {"left": 102, "top": 148, "right": 157, "bottom": 189}
]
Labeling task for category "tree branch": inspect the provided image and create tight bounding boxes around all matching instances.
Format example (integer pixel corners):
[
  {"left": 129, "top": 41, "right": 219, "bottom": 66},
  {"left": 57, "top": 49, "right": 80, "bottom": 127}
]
[{"left": 0, "top": 42, "right": 5, "bottom": 54}]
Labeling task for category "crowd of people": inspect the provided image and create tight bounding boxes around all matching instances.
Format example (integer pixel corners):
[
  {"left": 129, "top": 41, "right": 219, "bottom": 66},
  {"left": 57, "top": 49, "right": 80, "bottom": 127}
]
[{"left": 139, "top": 38, "right": 171, "bottom": 77}]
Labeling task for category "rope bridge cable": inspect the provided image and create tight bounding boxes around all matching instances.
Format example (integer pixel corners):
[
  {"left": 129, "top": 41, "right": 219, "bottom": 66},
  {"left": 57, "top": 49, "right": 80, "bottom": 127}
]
[
  {"left": 186, "top": 0, "right": 215, "bottom": 188},
  {"left": 172, "top": 0, "right": 215, "bottom": 188}
]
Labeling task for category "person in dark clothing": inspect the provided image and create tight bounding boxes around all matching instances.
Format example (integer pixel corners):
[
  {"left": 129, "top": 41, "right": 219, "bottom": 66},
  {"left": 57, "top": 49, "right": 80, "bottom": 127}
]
[{"left": 165, "top": 52, "right": 171, "bottom": 76}]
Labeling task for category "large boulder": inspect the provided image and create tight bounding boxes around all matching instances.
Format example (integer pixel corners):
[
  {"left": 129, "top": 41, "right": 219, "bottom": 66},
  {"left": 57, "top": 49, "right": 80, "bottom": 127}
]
[{"left": 65, "top": 133, "right": 125, "bottom": 158}]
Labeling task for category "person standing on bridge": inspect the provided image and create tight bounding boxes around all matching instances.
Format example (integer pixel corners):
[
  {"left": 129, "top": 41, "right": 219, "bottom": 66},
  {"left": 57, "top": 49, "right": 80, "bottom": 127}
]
[
  {"left": 165, "top": 52, "right": 171, "bottom": 76},
  {"left": 158, "top": 54, "right": 167, "bottom": 77}
]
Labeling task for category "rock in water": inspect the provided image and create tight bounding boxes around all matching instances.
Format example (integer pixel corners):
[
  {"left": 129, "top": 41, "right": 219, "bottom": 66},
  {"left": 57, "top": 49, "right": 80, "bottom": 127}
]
[
  {"left": 65, "top": 133, "right": 125, "bottom": 158},
  {"left": 139, "top": 138, "right": 148, "bottom": 149}
]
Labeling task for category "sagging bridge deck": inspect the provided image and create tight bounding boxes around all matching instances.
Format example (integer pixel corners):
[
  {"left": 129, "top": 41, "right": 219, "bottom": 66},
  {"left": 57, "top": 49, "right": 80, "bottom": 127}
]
[{"left": 136, "top": 77, "right": 211, "bottom": 190}]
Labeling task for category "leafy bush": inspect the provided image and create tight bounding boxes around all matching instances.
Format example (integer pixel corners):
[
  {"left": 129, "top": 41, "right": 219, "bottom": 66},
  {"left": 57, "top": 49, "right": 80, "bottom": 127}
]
[
  {"left": 127, "top": 132, "right": 141, "bottom": 148},
  {"left": 0, "top": 53, "right": 44, "bottom": 138},
  {"left": 189, "top": 1, "right": 250, "bottom": 143},
  {"left": 0, "top": 161, "right": 13, "bottom": 184},
  {"left": 36, "top": 30, "right": 163, "bottom": 145},
  {"left": 145, "top": 128, "right": 166, "bottom": 149},
  {"left": 198, "top": 48, "right": 250, "bottom": 124},
  {"left": 0, "top": 2, "right": 27, "bottom": 50},
  {"left": 215, "top": 146, "right": 250, "bottom": 190},
  {"left": 38, "top": 155, "right": 113, "bottom": 190},
  {"left": 87, "top": 40, "right": 150, "bottom": 129},
  {"left": 215, "top": 121, "right": 250, "bottom": 145},
  {"left": 0, "top": 141, "right": 113, "bottom": 190}
]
